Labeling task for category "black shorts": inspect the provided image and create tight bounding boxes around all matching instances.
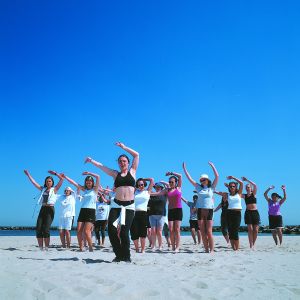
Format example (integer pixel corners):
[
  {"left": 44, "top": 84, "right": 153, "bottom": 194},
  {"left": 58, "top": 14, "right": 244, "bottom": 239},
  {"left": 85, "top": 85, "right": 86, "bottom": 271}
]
[
  {"left": 197, "top": 208, "right": 213, "bottom": 221},
  {"left": 244, "top": 210, "right": 260, "bottom": 225},
  {"left": 168, "top": 208, "right": 183, "bottom": 221},
  {"left": 269, "top": 215, "right": 283, "bottom": 229},
  {"left": 189, "top": 220, "right": 199, "bottom": 230},
  {"left": 77, "top": 208, "right": 96, "bottom": 223},
  {"left": 130, "top": 211, "right": 148, "bottom": 240}
]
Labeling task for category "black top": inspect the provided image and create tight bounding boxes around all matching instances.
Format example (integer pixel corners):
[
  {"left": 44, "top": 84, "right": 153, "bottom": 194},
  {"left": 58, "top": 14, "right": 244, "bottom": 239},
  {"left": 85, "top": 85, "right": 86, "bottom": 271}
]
[
  {"left": 148, "top": 195, "right": 167, "bottom": 216},
  {"left": 114, "top": 171, "right": 135, "bottom": 188},
  {"left": 221, "top": 196, "right": 228, "bottom": 211},
  {"left": 244, "top": 193, "right": 257, "bottom": 205}
]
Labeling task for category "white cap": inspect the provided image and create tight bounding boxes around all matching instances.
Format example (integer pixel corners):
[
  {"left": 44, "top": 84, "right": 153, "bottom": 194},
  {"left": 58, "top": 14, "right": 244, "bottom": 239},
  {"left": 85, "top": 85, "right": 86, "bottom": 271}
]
[
  {"left": 200, "top": 174, "right": 209, "bottom": 180},
  {"left": 64, "top": 186, "right": 74, "bottom": 193}
]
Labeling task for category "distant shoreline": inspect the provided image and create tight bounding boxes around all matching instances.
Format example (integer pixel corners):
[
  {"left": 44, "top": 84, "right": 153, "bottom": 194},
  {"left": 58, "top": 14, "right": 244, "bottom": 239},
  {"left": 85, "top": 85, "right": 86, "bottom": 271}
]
[{"left": 1, "top": 225, "right": 299, "bottom": 234}]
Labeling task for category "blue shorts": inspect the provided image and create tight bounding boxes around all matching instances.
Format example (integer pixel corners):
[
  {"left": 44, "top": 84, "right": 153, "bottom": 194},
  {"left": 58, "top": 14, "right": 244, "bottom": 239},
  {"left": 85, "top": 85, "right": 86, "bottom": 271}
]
[{"left": 149, "top": 215, "right": 165, "bottom": 229}]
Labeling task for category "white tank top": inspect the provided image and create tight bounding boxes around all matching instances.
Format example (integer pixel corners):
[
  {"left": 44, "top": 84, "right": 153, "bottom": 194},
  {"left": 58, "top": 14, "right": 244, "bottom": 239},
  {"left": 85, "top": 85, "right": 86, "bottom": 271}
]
[
  {"left": 228, "top": 193, "right": 242, "bottom": 210},
  {"left": 134, "top": 190, "right": 150, "bottom": 211}
]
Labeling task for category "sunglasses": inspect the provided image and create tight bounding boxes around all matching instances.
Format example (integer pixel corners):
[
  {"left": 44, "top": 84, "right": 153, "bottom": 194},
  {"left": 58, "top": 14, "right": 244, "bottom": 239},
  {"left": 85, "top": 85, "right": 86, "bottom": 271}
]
[
  {"left": 229, "top": 185, "right": 236, "bottom": 188},
  {"left": 169, "top": 181, "right": 175, "bottom": 184},
  {"left": 200, "top": 179, "right": 207, "bottom": 182},
  {"left": 138, "top": 184, "right": 144, "bottom": 187}
]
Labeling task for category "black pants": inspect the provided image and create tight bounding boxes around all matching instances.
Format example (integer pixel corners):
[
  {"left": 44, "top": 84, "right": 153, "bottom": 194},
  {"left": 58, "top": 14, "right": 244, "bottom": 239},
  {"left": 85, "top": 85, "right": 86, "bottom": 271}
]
[
  {"left": 108, "top": 207, "right": 135, "bottom": 261},
  {"left": 36, "top": 206, "right": 55, "bottom": 238},
  {"left": 227, "top": 210, "right": 241, "bottom": 240},
  {"left": 94, "top": 220, "right": 108, "bottom": 241},
  {"left": 221, "top": 210, "right": 229, "bottom": 236}
]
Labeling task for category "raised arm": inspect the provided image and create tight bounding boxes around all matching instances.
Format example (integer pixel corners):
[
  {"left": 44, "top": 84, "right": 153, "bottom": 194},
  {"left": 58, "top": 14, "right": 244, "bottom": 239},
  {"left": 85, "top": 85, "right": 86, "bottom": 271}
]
[
  {"left": 82, "top": 171, "right": 100, "bottom": 192},
  {"left": 209, "top": 162, "right": 219, "bottom": 189},
  {"left": 181, "top": 196, "right": 189, "bottom": 205},
  {"left": 227, "top": 175, "right": 243, "bottom": 195},
  {"left": 264, "top": 185, "right": 274, "bottom": 202},
  {"left": 182, "top": 162, "right": 197, "bottom": 187},
  {"left": 166, "top": 171, "right": 182, "bottom": 188},
  {"left": 48, "top": 170, "right": 64, "bottom": 193},
  {"left": 62, "top": 174, "right": 84, "bottom": 191},
  {"left": 98, "top": 192, "right": 111, "bottom": 204},
  {"left": 279, "top": 185, "right": 287, "bottom": 205},
  {"left": 143, "top": 178, "right": 154, "bottom": 193},
  {"left": 85, "top": 157, "right": 117, "bottom": 178},
  {"left": 241, "top": 176, "right": 257, "bottom": 196},
  {"left": 24, "top": 170, "right": 43, "bottom": 190},
  {"left": 116, "top": 142, "right": 139, "bottom": 172},
  {"left": 160, "top": 181, "right": 170, "bottom": 189},
  {"left": 214, "top": 202, "right": 222, "bottom": 213}
]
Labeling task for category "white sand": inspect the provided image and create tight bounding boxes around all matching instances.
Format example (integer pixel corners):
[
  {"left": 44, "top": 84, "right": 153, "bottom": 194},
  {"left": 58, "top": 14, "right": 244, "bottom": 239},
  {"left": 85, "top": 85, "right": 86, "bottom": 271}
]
[{"left": 0, "top": 236, "right": 299, "bottom": 300}]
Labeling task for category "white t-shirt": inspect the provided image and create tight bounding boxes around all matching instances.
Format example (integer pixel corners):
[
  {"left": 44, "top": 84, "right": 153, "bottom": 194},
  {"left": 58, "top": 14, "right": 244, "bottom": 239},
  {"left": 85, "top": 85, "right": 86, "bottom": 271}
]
[
  {"left": 195, "top": 183, "right": 214, "bottom": 209},
  {"left": 134, "top": 190, "right": 150, "bottom": 211},
  {"left": 57, "top": 194, "right": 76, "bottom": 218},
  {"left": 96, "top": 202, "right": 110, "bottom": 221}
]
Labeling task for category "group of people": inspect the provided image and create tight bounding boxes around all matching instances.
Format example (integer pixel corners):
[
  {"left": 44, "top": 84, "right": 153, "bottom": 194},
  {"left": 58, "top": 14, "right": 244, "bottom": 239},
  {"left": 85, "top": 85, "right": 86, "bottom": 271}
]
[{"left": 24, "top": 142, "right": 287, "bottom": 262}]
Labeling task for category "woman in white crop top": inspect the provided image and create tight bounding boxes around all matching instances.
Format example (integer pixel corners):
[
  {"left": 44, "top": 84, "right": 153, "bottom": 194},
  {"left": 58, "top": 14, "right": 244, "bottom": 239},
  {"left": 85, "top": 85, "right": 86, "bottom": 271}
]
[
  {"left": 218, "top": 176, "right": 243, "bottom": 251},
  {"left": 131, "top": 177, "right": 154, "bottom": 253}
]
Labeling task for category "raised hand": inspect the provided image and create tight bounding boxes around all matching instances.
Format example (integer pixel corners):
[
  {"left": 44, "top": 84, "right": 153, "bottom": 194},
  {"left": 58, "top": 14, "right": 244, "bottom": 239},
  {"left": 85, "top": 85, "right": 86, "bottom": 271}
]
[
  {"left": 115, "top": 142, "right": 125, "bottom": 149},
  {"left": 82, "top": 171, "right": 90, "bottom": 176},
  {"left": 85, "top": 157, "right": 92, "bottom": 164},
  {"left": 269, "top": 185, "right": 275, "bottom": 189},
  {"left": 166, "top": 172, "right": 173, "bottom": 176},
  {"left": 208, "top": 161, "right": 215, "bottom": 167},
  {"left": 227, "top": 175, "right": 233, "bottom": 180},
  {"left": 48, "top": 170, "right": 57, "bottom": 175},
  {"left": 241, "top": 176, "right": 247, "bottom": 181},
  {"left": 24, "top": 170, "right": 29, "bottom": 176},
  {"left": 281, "top": 185, "right": 286, "bottom": 190}
]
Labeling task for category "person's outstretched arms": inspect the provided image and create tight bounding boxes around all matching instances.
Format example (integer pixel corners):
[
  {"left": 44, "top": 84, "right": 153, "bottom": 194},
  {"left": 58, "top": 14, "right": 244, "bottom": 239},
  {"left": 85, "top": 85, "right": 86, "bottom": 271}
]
[
  {"left": 181, "top": 196, "right": 189, "bottom": 205},
  {"left": 227, "top": 175, "right": 244, "bottom": 195},
  {"left": 209, "top": 162, "right": 219, "bottom": 189},
  {"left": 62, "top": 174, "right": 85, "bottom": 191},
  {"left": 182, "top": 162, "right": 197, "bottom": 187},
  {"left": 279, "top": 185, "right": 287, "bottom": 205},
  {"left": 116, "top": 142, "right": 139, "bottom": 173},
  {"left": 85, "top": 157, "right": 117, "bottom": 178},
  {"left": 48, "top": 170, "right": 64, "bottom": 193},
  {"left": 241, "top": 176, "right": 257, "bottom": 196},
  {"left": 24, "top": 170, "right": 42, "bottom": 191},
  {"left": 264, "top": 185, "right": 274, "bottom": 202}
]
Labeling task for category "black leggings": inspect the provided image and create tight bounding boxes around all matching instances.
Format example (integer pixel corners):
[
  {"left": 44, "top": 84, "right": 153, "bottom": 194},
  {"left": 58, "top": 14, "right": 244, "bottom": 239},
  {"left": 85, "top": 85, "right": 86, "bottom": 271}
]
[
  {"left": 221, "top": 211, "right": 229, "bottom": 236},
  {"left": 227, "top": 210, "right": 241, "bottom": 240},
  {"left": 108, "top": 204, "right": 135, "bottom": 261},
  {"left": 130, "top": 211, "right": 148, "bottom": 240},
  {"left": 36, "top": 206, "right": 55, "bottom": 238},
  {"left": 94, "top": 220, "right": 108, "bottom": 241}
]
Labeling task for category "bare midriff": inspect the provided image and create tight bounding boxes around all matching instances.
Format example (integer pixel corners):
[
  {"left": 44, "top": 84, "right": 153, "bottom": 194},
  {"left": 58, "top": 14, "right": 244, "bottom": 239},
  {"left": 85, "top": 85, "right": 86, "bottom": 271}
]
[
  {"left": 246, "top": 203, "right": 257, "bottom": 210},
  {"left": 115, "top": 186, "right": 135, "bottom": 201}
]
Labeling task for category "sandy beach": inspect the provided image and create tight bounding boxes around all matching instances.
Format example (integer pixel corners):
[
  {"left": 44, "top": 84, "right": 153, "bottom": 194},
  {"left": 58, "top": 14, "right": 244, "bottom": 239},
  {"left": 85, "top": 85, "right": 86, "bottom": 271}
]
[{"left": 0, "top": 236, "right": 299, "bottom": 300}]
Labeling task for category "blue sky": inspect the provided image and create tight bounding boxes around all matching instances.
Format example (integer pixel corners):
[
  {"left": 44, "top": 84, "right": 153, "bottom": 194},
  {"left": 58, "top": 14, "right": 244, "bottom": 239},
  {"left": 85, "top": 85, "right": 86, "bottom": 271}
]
[{"left": 0, "top": 1, "right": 299, "bottom": 226}]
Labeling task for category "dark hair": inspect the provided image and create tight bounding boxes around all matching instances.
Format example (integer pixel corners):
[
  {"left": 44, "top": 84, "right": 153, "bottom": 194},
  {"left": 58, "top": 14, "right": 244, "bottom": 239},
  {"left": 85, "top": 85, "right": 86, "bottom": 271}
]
[
  {"left": 44, "top": 176, "right": 54, "bottom": 188},
  {"left": 201, "top": 179, "right": 212, "bottom": 188},
  {"left": 118, "top": 154, "right": 130, "bottom": 164},
  {"left": 136, "top": 178, "right": 147, "bottom": 188},
  {"left": 84, "top": 176, "right": 94, "bottom": 189},
  {"left": 271, "top": 192, "right": 282, "bottom": 199},
  {"left": 193, "top": 195, "right": 198, "bottom": 200},
  {"left": 227, "top": 181, "right": 239, "bottom": 195},
  {"left": 169, "top": 175, "right": 178, "bottom": 187}
]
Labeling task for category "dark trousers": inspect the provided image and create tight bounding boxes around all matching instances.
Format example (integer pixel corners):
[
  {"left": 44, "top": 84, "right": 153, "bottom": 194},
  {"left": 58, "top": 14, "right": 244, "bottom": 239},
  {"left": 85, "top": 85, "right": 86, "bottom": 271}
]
[
  {"left": 108, "top": 208, "right": 135, "bottom": 260},
  {"left": 36, "top": 206, "right": 55, "bottom": 238},
  {"left": 94, "top": 220, "right": 108, "bottom": 240}
]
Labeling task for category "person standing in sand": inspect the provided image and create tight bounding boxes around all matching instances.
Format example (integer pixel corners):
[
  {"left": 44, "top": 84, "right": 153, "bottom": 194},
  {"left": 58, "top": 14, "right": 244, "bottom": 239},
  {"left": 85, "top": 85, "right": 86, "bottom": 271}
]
[
  {"left": 148, "top": 182, "right": 168, "bottom": 251},
  {"left": 182, "top": 162, "right": 219, "bottom": 253},
  {"left": 57, "top": 186, "right": 77, "bottom": 248},
  {"left": 264, "top": 185, "right": 287, "bottom": 246},
  {"left": 61, "top": 172, "right": 100, "bottom": 252},
  {"left": 241, "top": 177, "right": 260, "bottom": 249},
  {"left": 151, "top": 172, "right": 183, "bottom": 252},
  {"left": 24, "top": 170, "right": 64, "bottom": 250},
  {"left": 181, "top": 195, "right": 201, "bottom": 245},
  {"left": 130, "top": 177, "right": 154, "bottom": 253},
  {"left": 218, "top": 176, "right": 244, "bottom": 251},
  {"left": 85, "top": 142, "right": 139, "bottom": 262}
]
